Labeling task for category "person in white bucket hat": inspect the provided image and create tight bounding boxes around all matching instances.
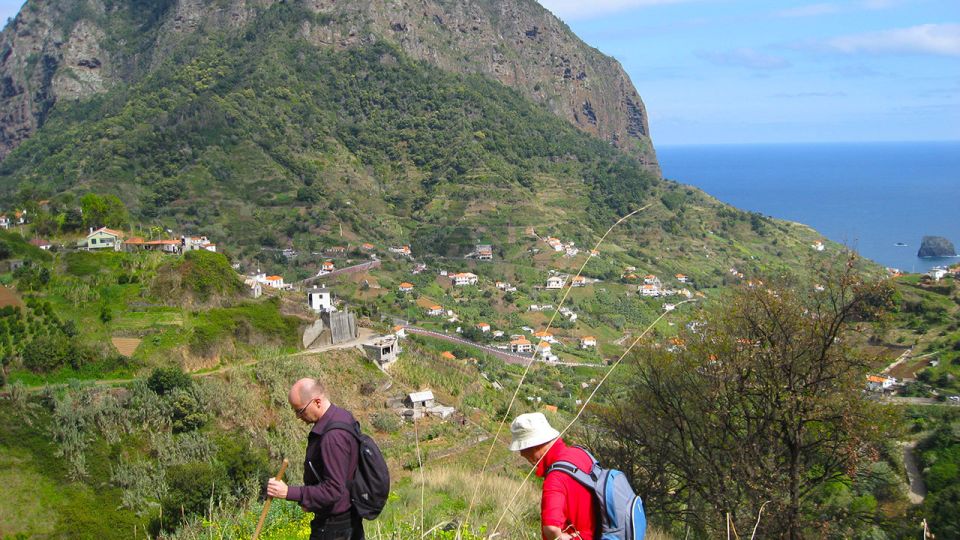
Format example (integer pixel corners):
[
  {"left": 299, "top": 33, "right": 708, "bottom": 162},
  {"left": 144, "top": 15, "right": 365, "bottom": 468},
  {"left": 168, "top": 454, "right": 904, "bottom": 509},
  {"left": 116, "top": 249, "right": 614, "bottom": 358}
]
[{"left": 509, "top": 413, "right": 598, "bottom": 540}]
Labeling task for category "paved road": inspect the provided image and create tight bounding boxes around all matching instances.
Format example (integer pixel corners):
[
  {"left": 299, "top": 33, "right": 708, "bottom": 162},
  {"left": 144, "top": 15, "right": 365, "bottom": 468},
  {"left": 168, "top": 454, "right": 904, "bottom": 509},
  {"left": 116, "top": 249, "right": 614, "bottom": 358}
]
[
  {"left": 300, "top": 259, "right": 382, "bottom": 286},
  {"left": 405, "top": 327, "right": 603, "bottom": 368},
  {"left": 879, "top": 396, "right": 960, "bottom": 406}
]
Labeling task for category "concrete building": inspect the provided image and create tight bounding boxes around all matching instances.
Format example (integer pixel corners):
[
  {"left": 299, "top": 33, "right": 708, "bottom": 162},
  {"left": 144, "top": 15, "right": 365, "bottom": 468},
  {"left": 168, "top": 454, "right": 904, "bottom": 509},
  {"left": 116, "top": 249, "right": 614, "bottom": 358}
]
[
  {"left": 363, "top": 335, "right": 401, "bottom": 367},
  {"left": 307, "top": 286, "right": 335, "bottom": 313}
]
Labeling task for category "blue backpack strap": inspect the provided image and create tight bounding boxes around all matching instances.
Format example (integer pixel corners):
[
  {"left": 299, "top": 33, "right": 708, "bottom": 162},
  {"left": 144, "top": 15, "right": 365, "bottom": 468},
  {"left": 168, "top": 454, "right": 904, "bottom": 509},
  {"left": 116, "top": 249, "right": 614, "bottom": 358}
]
[{"left": 547, "top": 459, "right": 601, "bottom": 487}]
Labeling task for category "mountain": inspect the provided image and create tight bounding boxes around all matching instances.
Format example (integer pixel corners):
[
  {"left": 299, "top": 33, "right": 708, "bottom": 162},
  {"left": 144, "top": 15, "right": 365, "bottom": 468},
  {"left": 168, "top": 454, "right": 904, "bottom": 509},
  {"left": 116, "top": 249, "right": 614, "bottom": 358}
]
[
  {"left": 0, "top": 0, "right": 657, "bottom": 171},
  {"left": 0, "top": 0, "right": 839, "bottom": 286}
]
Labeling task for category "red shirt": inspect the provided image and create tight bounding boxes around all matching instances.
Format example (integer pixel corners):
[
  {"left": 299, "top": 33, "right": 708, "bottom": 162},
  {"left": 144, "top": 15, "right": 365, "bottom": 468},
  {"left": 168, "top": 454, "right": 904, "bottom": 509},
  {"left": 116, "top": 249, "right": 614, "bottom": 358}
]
[{"left": 536, "top": 438, "right": 598, "bottom": 540}]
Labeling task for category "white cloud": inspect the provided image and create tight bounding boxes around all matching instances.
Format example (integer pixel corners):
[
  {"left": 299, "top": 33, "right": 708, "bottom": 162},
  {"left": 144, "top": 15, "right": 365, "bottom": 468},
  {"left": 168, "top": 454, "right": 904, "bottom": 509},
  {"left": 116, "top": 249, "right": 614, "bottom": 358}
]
[
  {"left": 826, "top": 24, "right": 960, "bottom": 57},
  {"left": 536, "top": 0, "right": 695, "bottom": 20},
  {"left": 774, "top": 3, "right": 841, "bottom": 18},
  {"left": 697, "top": 48, "right": 791, "bottom": 70}
]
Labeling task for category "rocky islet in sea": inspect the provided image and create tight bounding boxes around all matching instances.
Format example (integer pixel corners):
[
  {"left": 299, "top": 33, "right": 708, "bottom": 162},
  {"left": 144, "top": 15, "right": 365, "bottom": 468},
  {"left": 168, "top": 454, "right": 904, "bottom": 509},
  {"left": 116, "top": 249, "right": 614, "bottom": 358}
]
[{"left": 917, "top": 236, "right": 957, "bottom": 258}]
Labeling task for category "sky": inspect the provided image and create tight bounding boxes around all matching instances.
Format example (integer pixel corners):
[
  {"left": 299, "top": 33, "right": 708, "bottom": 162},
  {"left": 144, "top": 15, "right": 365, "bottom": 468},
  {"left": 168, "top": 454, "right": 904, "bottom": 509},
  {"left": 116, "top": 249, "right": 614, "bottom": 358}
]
[
  {"left": 2, "top": 0, "right": 958, "bottom": 145},
  {"left": 536, "top": 0, "right": 960, "bottom": 144}
]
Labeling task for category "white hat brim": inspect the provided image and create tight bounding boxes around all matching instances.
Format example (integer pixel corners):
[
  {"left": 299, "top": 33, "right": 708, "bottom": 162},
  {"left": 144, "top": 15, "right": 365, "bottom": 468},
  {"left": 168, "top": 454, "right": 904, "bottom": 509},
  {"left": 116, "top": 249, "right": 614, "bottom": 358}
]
[{"left": 508, "top": 427, "right": 560, "bottom": 451}]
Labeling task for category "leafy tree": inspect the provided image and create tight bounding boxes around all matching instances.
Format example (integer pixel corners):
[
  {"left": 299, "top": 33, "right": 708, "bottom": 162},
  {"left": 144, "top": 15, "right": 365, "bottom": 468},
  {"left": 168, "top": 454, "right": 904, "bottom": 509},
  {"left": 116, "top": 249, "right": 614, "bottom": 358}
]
[
  {"left": 147, "top": 366, "right": 193, "bottom": 395},
  {"left": 80, "top": 193, "right": 129, "bottom": 229},
  {"left": 587, "top": 259, "right": 897, "bottom": 539},
  {"left": 169, "top": 388, "right": 208, "bottom": 433}
]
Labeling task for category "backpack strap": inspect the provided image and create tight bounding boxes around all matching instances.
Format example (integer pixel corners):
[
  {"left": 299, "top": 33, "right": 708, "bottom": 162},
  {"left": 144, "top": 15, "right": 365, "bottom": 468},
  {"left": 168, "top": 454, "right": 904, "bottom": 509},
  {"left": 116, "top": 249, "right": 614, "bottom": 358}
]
[
  {"left": 547, "top": 459, "right": 601, "bottom": 484},
  {"left": 319, "top": 420, "right": 362, "bottom": 440}
]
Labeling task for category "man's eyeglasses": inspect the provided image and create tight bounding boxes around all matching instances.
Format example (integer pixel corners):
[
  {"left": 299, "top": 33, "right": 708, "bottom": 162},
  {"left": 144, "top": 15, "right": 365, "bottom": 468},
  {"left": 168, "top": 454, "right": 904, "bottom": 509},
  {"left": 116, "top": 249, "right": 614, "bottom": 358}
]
[{"left": 296, "top": 398, "right": 318, "bottom": 418}]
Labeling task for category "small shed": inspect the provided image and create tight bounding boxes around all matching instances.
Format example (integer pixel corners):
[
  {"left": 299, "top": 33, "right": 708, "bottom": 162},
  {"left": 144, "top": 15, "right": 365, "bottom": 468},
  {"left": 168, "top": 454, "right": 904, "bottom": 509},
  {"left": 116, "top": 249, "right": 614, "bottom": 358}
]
[{"left": 404, "top": 390, "right": 436, "bottom": 409}]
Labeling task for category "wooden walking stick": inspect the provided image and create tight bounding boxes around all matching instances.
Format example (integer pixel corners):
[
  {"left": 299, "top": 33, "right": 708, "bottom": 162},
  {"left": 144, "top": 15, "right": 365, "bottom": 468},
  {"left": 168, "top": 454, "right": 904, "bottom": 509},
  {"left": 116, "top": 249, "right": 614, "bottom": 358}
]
[{"left": 253, "top": 458, "right": 289, "bottom": 540}]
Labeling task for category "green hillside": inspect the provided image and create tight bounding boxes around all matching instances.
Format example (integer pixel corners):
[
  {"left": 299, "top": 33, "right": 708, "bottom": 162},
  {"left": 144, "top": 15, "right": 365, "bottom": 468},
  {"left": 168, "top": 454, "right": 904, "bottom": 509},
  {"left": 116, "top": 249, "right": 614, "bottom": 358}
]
[{"left": 0, "top": 2, "right": 830, "bottom": 284}]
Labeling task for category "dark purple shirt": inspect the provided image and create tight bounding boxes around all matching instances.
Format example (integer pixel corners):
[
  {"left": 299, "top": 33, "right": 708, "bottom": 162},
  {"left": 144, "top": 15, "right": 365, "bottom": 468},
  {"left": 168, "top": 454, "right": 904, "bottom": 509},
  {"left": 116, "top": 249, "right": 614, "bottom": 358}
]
[{"left": 285, "top": 403, "right": 359, "bottom": 517}]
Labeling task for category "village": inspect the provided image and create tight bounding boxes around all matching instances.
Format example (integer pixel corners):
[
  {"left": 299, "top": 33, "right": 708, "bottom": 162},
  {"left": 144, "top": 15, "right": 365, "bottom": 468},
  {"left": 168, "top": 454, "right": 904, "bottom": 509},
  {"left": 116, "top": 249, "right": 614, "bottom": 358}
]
[{"left": 5, "top": 204, "right": 960, "bottom": 413}]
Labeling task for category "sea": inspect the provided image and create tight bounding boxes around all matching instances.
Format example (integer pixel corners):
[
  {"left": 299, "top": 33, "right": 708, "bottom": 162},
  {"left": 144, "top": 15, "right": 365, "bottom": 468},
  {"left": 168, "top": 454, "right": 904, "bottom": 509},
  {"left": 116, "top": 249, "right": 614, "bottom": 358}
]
[{"left": 657, "top": 141, "right": 960, "bottom": 274}]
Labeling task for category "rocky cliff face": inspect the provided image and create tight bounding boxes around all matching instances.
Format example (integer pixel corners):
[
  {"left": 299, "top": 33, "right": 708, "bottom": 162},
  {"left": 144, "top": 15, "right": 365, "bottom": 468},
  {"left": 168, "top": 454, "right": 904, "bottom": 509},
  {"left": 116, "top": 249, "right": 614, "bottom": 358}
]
[{"left": 0, "top": 0, "right": 658, "bottom": 173}]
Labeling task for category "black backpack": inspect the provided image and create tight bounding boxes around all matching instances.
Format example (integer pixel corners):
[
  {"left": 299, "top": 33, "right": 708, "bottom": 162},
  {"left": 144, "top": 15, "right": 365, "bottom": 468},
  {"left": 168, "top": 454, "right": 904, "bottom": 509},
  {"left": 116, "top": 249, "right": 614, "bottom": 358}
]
[{"left": 320, "top": 420, "right": 391, "bottom": 519}]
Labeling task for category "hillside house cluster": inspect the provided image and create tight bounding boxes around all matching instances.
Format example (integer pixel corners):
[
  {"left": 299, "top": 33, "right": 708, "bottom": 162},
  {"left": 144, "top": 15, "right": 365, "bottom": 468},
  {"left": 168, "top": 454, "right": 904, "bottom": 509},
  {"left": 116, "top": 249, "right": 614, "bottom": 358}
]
[
  {"left": 0, "top": 210, "right": 27, "bottom": 229},
  {"left": 545, "top": 236, "right": 579, "bottom": 256},
  {"left": 496, "top": 281, "right": 517, "bottom": 292}
]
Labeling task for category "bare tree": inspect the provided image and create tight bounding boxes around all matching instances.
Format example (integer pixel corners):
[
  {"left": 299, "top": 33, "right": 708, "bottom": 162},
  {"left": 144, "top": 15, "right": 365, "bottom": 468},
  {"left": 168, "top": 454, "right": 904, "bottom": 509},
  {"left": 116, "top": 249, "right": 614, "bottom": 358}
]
[{"left": 587, "top": 258, "right": 899, "bottom": 538}]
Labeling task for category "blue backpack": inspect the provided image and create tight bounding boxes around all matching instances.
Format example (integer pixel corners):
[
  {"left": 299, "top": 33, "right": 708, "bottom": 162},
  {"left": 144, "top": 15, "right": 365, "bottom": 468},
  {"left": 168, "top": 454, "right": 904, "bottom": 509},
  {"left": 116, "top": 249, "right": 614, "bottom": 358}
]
[{"left": 546, "top": 447, "right": 646, "bottom": 540}]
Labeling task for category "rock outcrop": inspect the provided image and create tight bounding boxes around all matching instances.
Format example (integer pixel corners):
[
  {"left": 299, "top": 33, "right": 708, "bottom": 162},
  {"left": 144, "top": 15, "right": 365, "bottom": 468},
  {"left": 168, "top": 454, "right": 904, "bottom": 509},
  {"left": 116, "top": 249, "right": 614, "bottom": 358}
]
[
  {"left": 0, "top": 0, "right": 659, "bottom": 173},
  {"left": 917, "top": 236, "right": 957, "bottom": 258}
]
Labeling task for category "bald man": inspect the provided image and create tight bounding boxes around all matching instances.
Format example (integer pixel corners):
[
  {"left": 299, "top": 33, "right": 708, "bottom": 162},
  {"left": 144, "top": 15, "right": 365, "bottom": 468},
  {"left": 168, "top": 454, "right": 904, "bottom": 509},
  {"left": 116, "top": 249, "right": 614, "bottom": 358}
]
[{"left": 267, "top": 378, "right": 364, "bottom": 540}]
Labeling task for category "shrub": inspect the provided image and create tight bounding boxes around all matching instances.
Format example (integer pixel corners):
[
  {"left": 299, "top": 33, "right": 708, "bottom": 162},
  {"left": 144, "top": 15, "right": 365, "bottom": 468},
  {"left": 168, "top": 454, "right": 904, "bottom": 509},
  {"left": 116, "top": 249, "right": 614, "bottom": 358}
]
[
  {"left": 371, "top": 411, "right": 401, "bottom": 433},
  {"left": 160, "top": 461, "right": 228, "bottom": 531},
  {"left": 21, "top": 333, "right": 71, "bottom": 372},
  {"left": 217, "top": 435, "right": 269, "bottom": 497},
  {"left": 147, "top": 366, "right": 193, "bottom": 395}
]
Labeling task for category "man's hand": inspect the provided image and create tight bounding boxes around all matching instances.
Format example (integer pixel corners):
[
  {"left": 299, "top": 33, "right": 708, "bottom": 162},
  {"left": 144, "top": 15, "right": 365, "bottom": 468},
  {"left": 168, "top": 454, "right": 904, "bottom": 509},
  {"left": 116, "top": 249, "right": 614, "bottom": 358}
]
[
  {"left": 266, "top": 478, "right": 288, "bottom": 499},
  {"left": 542, "top": 525, "right": 576, "bottom": 540}
]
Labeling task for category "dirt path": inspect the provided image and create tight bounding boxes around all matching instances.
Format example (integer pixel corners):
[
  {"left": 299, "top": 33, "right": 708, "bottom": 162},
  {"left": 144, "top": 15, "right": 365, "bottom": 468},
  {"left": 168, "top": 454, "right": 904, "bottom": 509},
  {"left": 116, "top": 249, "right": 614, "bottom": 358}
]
[{"left": 902, "top": 441, "right": 927, "bottom": 504}]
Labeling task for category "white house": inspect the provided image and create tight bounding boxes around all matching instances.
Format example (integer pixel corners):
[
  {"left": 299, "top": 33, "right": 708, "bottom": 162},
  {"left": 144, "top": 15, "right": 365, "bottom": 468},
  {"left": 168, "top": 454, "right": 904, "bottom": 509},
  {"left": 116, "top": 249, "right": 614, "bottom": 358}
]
[
  {"left": 307, "top": 286, "right": 335, "bottom": 313},
  {"left": 866, "top": 375, "right": 897, "bottom": 392},
  {"left": 394, "top": 325, "right": 407, "bottom": 339},
  {"left": 580, "top": 336, "right": 597, "bottom": 349},
  {"left": 535, "top": 341, "right": 552, "bottom": 355},
  {"left": 546, "top": 237, "right": 563, "bottom": 252},
  {"left": 452, "top": 272, "right": 478, "bottom": 286},
  {"left": 475, "top": 244, "right": 493, "bottom": 260},
  {"left": 322, "top": 261, "right": 336, "bottom": 273},
  {"left": 812, "top": 241, "right": 825, "bottom": 252},
  {"left": 640, "top": 284, "right": 661, "bottom": 297},
  {"left": 264, "top": 275, "right": 285, "bottom": 289},
  {"left": 533, "top": 330, "right": 557, "bottom": 343},
  {"left": 84, "top": 227, "right": 124, "bottom": 251},
  {"left": 571, "top": 276, "right": 587, "bottom": 287},
  {"left": 184, "top": 235, "right": 217, "bottom": 252},
  {"left": 643, "top": 275, "right": 660, "bottom": 286},
  {"left": 390, "top": 245, "right": 412, "bottom": 256},
  {"left": 29, "top": 238, "right": 52, "bottom": 250},
  {"left": 929, "top": 267, "right": 948, "bottom": 281},
  {"left": 427, "top": 305, "right": 444, "bottom": 316},
  {"left": 398, "top": 282, "right": 414, "bottom": 293},
  {"left": 511, "top": 337, "right": 533, "bottom": 353},
  {"left": 675, "top": 274, "right": 688, "bottom": 283},
  {"left": 476, "top": 322, "right": 491, "bottom": 333},
  {"left": 546, "top": 276, "right": 565, "bottom": 289},
  {"left": 243, "top": 278, "right": 262, "bottom": 299},
  {"left": 404, "top": 390, "right": 435, "bottom": 409},
  {"left": 0, "top": 214, "right": 9, "bottom": 229}
]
